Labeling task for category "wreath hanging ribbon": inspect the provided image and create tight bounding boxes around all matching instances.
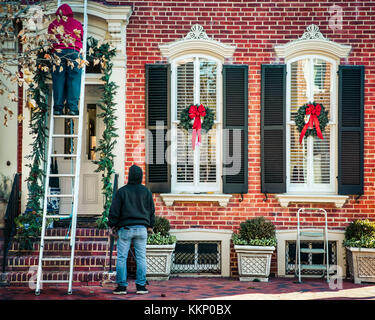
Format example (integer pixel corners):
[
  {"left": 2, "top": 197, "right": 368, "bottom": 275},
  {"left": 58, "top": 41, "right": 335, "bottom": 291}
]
[
  {"left": 189, "top": 104, "right": 206, "bottom": 150},
  {"left": 295, "top": 102, "right": 328, "bottom": 145},
  {"left": 299, "top": 103, "right": 324, "bottom": 144}
]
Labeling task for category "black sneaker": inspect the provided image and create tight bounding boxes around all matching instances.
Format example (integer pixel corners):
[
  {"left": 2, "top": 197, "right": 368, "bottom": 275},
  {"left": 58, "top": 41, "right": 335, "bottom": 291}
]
[
  {"left": 113, "top": 286, "right": 127, "bottom": 295},
  {"left": 54, "top": 108, "right": 64, "bottom": 116},
  {"left": 67, "top": 109, "right": 79, "bottom": 116},
  {"left": 136, "top": 284, "right": 149, "bottom": 294}
]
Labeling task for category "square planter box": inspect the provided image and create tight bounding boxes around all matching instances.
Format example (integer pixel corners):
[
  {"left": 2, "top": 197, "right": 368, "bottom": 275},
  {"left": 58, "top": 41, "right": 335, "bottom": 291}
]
[
  {"left": 234, "top": 245, "right": 275, "bottom": 282},
  {"left": 346, "top": 247, "right": 375, "bottom": 284},
  {"left": 146, "top": 243, "right": 176, "bottom": 281}
]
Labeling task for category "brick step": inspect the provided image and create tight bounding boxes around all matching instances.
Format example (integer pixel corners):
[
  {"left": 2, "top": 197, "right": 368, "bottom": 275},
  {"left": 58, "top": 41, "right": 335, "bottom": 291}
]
[
  {"left": 5, "top": 255, "right": 118, "bottom": 271},
  {"left": 4, "top": 270, "right": 117, "bottom": 286},
  {"left": 9, "top": 240, "right": 117, "bottom": 254}
]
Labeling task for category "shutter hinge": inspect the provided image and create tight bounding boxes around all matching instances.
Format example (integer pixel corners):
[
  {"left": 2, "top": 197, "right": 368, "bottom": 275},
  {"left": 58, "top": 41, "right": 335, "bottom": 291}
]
[
  {"left": 355, "top": 193, "right": 363, "bottom": 203},
  {"left": 263, "top": 193, "right": 268, "bottom": 202}
]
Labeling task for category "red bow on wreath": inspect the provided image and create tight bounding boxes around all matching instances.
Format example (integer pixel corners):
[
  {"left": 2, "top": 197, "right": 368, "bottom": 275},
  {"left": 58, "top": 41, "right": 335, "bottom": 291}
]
[
  {"left": 189, "top": 104, "right": 206, "bottom": 150},
  {"left": 299, "top": 103, "right": 324, "bottom": 144}
]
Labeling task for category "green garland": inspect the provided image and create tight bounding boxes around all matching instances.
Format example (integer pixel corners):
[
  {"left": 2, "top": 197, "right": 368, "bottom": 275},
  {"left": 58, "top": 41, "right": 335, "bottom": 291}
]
[
  {"left": 179, "top": 104, "right": 214, "bottom": 132},
  {"left": 87, "top": 37, "right": 118, "bottom": 229},
  {"left": 295, "top": 102, "right": 329, "bottom": 140},
  {"left": 15, "top": 49, "right": 51, "bottom": 250}
]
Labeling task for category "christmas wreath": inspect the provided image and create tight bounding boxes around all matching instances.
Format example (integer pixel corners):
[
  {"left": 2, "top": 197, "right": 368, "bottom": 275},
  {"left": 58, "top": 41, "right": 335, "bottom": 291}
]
[
  {"left": 179, "top": 104, "right": 214, "bottom": 149},
  {"left": 295, "top": 102, "right": 329, "bottom": 144}
]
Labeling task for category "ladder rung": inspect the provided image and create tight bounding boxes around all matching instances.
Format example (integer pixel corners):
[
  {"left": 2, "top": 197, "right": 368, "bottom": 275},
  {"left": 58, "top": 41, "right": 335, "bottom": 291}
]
[
  {"left": 300, "top": 248, "right": 326, "bottom": 254},
  {"left": 53, "top": 115, "right": 79, "bottom": 119},
  {"left": 47, "top": 194, "right": 73, "bottom": 198},
  {"left": 44, "top": 236, "right": 71, "bottom": 240},
  {"left": 45, "top": 215, "right": 71, "bottom": 219},
  {"left": 41, "top": 280, "right": 70, "bottom": 283},
  {"left": 51, "top": 154, "right": 77, "bottom": 158},
  {"left": 52, "top": 134, "right": 78, "bottom": 138},
  {"left": 49, "top": 174, "right": 75, "bottom": 178},
  {"left": 300, "top": 264, "right": 328, "bottom": 270},
  {"left": 42, "top": 257, "right": 71, "bottom": 261},
  {"left": 300, "top": 232, "right": 324, "bottom": 237}
]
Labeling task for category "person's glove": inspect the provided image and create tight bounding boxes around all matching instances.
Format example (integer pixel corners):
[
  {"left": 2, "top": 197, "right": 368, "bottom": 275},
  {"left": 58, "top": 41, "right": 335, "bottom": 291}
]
[{"left": 147, "top": 227, "right": 153, "bottom": 235}]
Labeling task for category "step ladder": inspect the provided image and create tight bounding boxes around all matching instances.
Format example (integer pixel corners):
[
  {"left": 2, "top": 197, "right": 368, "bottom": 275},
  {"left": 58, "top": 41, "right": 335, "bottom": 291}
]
[
  {"left": 295, "top": 208, "right": 330, "bottom": 283},
  {"left": 35, "top": 0, "right": 88, "bottom": 295}
]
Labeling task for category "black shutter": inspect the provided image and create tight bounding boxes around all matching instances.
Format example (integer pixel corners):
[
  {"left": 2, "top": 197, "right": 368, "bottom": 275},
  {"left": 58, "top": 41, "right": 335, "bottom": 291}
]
[
  {"left": 261, "top": 64, "right": 286, "bottom": 194},
  {"left": 222, "top": 65, "right": 248, "bottom": 194},
  {"left": 145, "top": 64, "right": 171, "bottom": 193},
  {"left": 338, "top": 65, "right": 364, "bottom": 195}
]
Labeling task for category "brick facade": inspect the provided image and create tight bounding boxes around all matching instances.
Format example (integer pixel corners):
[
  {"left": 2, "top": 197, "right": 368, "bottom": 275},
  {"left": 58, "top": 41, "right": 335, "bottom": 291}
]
[{"left": 122, "top": 0, "right": 375, "bottom": 276}]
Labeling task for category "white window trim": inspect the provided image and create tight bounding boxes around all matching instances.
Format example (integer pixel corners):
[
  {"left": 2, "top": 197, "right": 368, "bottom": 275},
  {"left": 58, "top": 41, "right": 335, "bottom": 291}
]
[
  {"left": 170, "top": 53, "right": 223, "bottom": 194},
  {"left": 286, "top": 54, "right": 338, "bottom": 194}
]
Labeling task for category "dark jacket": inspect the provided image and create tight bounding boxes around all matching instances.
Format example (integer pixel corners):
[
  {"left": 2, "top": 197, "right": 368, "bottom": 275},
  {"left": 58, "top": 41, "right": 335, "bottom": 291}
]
[{"left": 108, "top": 165, "right": 155, "bottom": 229}]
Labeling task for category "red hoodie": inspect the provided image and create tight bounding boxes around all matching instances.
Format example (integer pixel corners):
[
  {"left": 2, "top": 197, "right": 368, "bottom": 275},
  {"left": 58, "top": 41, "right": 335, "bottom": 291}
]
[{"left": 48, "top": 4, "right": 83, "bottom": 52}]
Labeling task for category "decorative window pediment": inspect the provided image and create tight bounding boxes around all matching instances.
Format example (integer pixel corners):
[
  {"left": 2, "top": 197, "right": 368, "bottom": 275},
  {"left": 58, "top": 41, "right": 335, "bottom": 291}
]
[
  {"left": 275, "top": 24, "right": 352, "bottom": 60},
  {"left": 159, "top": 24, "right": 236, "bottom": 61}
]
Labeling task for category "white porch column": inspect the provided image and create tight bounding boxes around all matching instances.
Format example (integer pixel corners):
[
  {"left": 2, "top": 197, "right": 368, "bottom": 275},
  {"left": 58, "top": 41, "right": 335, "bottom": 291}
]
[{"left": 106, "top": 13, "right": 132, "bottom": 187}]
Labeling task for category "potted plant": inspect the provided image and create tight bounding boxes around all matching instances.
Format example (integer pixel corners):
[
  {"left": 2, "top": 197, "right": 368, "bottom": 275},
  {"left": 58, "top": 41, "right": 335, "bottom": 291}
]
[
  {"left": 0, "top": 174, "right": 12, "bottom": 229},
  {"left": 233, "top": 217, "right": 277, "bottom": 282},
  {"left": 344, "top": 219, "right": 375, "bottom": 284},
  {"left": 146, "top": 216, "right": 176, "bottom": 280}
]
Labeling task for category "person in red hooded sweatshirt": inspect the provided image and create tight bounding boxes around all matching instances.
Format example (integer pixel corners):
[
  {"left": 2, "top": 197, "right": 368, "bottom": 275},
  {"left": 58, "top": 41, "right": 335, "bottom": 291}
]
[{"left": 48, "top": 3, "right": 84, "bottom": 115}]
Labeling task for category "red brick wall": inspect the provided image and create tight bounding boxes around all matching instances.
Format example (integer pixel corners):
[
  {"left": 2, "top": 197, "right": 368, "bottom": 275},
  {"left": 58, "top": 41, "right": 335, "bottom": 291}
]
[{"left": 121, "top": 0, "right": 375, "bottom": 276}]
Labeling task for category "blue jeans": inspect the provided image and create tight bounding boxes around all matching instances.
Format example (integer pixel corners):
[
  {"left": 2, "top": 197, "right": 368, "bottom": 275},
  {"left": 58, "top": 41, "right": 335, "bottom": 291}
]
[
  {"left": 116, "top": 225, "right": 147, "bottom": 287},
  {"left": 52, "top": 49, "right": 82, "bottom": 113}
]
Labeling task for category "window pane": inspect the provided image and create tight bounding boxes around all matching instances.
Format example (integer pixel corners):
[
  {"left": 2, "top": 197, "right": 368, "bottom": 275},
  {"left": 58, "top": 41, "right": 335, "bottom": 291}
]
[
  {"left": 313, "top": 59, "right": 331, "bottom": 184},
  {"left": 87, "top": 104, "right": 97, "bottom": 160},
  {"left": 199, "top": 127, "right": 217, "bottom": 183},
  {"left": 177, "top": 61, "right": 194, "bottom": 119},
  {"left": 313, "top": 59, "right": 331, "bottom": 116},
  {"left": 313, "top": 126, "right": 330, "bottom": 184},
  {"left": 199, "top": 59, "right": 217, "bottom": 118},
  {"left": 290, "top": 125, "right": 307, "bottom": 183},
  {"left": 177, "top": 124, "right": 194, "bottom": 182},
  {"left": 291, "top": 59, "right": 309, "bottom": 121}
]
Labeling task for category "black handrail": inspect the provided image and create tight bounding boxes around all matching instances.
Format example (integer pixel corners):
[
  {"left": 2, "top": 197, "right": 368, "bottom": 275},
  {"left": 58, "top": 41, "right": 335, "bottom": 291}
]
[
  {"left": 109, "top": 173, "right": 119, "bottom": 273},
  {"left": 2, "top": 173, "right": 21, "bottom": 275}
]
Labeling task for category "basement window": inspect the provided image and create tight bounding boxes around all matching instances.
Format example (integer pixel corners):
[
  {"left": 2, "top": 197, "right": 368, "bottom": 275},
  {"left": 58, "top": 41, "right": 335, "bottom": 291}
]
[
  {"left": 285, "top": 240, "right": 337, "bottom": 276},
  {"left": 171, "top": 241, "right": 221, "bottom": 275}
]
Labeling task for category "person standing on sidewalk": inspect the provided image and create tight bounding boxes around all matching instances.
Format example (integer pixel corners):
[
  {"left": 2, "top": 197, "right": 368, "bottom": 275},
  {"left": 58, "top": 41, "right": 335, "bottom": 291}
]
[{"left": 108, "top": 165, "right": 155, "bottom": 295}]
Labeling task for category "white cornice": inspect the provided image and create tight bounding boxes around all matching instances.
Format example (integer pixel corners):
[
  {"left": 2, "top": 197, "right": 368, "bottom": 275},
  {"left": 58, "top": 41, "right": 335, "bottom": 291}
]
[
  {"left": 274, "top": 24, "right": 352, "bottom": 60},
  {"left": 159, "top": 24, "right": 236, "bottom": 60},
  {"left": 51, "top": 0, "right": 132, "bottom": 22}
]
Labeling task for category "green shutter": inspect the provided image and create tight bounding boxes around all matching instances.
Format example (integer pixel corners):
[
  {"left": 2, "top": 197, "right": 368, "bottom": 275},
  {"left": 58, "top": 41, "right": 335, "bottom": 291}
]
[
  {"left": 145, "top": 64, "right": 171, "bottom": 193},
  {"left": 338, "top": 65, "right": 364, "bottom": 195},
  {"left": 261, "top": 64, "right": 286, "bottom": 194},
  {"left": 222, "top": 65, "right": 248, "bottom": 194}
]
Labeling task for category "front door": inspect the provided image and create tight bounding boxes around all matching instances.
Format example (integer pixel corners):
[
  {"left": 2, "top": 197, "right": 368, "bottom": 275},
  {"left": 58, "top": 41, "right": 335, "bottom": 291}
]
[{"left": 53, "top": 86, "right": 103, "bottom": 216}]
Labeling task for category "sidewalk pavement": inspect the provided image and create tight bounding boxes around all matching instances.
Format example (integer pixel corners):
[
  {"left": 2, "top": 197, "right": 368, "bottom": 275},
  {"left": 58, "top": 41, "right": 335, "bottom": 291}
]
[{"left": 1, "top": 277, "right": 375, "bottom": 300}]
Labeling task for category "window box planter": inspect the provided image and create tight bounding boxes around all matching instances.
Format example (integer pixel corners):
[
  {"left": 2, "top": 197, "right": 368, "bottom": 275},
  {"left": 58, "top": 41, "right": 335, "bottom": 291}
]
[
  {"left": 146, "top": 243, "right": 176, "bottom": 281},
  {"left": 346, "top": 247, "right": 375, "bottom": 284},
  {"left": 234, "top": 245, "right": 275, "bottom": 282}
]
